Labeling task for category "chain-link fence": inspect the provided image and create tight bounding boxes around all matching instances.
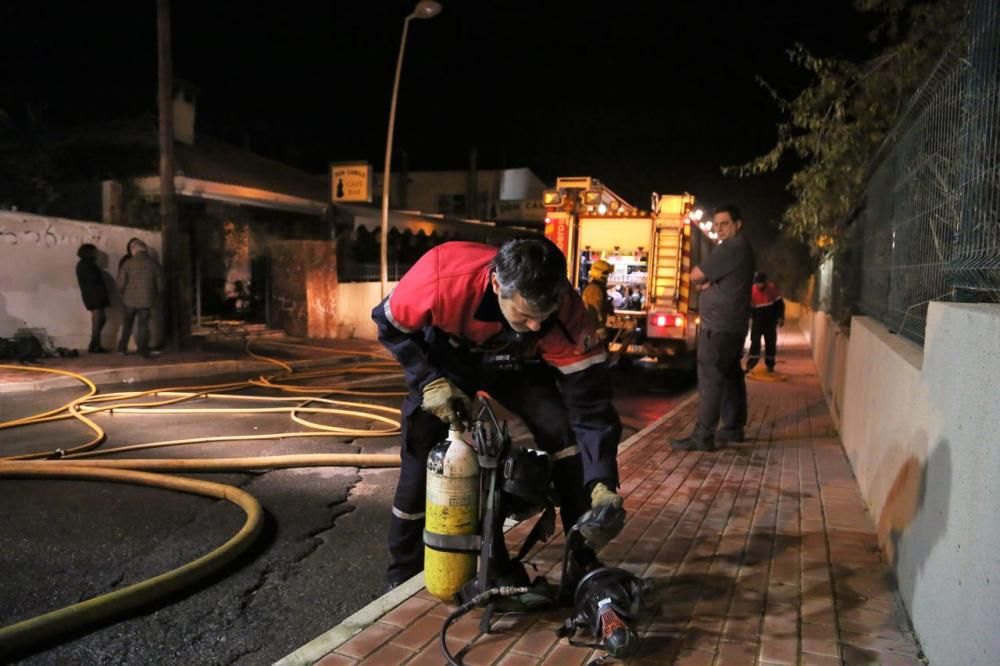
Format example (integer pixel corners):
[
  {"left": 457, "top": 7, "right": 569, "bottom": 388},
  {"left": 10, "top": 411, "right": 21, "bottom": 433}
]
[{"left": 826, "top": 0, "right": 999, "bottom": 345}]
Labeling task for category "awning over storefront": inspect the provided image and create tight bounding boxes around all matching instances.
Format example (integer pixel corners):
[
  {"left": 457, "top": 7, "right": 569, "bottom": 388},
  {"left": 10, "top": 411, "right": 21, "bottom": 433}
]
[
  {"left": 133, "top": 176, "right": 327, "bottom": 215},
  {"left": 333, "top": 203, "right": 537, "bottom": 240}
]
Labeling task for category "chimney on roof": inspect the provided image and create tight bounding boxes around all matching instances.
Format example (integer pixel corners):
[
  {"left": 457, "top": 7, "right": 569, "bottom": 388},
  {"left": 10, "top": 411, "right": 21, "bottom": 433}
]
[{"left": 173, "top": 80, "right": 198, "bottom": 145}]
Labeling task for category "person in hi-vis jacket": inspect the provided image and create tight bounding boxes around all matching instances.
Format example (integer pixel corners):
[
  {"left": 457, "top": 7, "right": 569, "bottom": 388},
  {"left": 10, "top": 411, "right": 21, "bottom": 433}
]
[{"left": 747, "top": 272, "right": 785, "bottom": 372}]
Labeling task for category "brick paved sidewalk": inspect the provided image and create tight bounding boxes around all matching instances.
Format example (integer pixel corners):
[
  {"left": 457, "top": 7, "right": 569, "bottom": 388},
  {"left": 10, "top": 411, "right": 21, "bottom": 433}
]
[{"left": 303, "top": 329, "right": 925, "bottom": 666}]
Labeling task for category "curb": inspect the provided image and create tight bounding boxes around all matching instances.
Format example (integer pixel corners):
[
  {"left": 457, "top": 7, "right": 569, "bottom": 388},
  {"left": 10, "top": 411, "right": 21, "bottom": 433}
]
[
  {"left": 273, "top": 389, "right": 699, "bottom": 665},
  {"left": 273, "top": 574, "right": 427, "bottom": 666}
]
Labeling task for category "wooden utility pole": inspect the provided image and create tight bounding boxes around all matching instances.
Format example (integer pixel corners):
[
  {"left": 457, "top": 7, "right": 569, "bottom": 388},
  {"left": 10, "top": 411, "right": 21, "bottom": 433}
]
[{"left": 156, "top": 0, "right": 190, "bottom": 349}]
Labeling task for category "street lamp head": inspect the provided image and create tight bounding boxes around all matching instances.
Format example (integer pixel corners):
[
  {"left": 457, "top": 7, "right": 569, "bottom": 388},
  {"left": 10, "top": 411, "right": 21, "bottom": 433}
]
[
  {"left": 381, "top": 0, "right": 442, "bottom": 299},
  {"left": 411, "top": 0, "right": 442, "bottom": 19}
]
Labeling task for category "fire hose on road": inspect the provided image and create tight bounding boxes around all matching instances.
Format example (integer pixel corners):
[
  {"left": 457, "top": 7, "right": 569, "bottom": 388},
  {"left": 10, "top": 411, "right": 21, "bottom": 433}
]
[{"left": 0, "top": 340, "right": 406, "bottom": 658}]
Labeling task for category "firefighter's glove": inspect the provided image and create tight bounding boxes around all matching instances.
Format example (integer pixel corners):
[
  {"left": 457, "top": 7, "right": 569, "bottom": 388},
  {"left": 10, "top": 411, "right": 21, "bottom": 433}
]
[
  {"left": 597, "top": 327, "right": 610, "bottom": 341},
  {"left": 591, "top": 482, "right": 624, "bottom": 510},
  {"left": 577, "top": 485, "right": 626, "bottom": 550},
  {"left": 422, "top": 377, "right": 473, "bottom": 431}
]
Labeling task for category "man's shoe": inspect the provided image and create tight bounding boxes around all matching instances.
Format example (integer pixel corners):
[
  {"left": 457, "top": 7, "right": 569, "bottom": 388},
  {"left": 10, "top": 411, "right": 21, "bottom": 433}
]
[
  {"left": 671, "top": 437, "right": 716, "bottom": 452},
  {"left": 717, "top": 431, "right": 745, "bottom": 444}
]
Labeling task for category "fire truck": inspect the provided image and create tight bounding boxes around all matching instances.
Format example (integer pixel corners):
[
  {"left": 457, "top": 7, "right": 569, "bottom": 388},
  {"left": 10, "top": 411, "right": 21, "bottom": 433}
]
[{"left": 542, "top": 177, "right": 710, "bottom": 370}]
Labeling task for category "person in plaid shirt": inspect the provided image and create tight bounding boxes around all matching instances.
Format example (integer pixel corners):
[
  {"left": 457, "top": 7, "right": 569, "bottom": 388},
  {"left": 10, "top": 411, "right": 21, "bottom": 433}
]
[{"left": 116, "top": 239, "right": 161, "bottom": 358}]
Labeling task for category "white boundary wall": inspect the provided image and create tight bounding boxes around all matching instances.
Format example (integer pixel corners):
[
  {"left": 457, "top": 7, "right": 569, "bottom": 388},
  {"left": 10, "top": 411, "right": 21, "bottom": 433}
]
[
  {"left": 805, "top": 304, "right": 1000, "bottom": 665},
  {"left": 800, "top": 307, "right": 849, "bottom": 428},
  {"left": 333, "top": 282, "right": 398, "bottom": 340},
  {"left": 0, "top": 212, "right": 161, "bottom": 350}
]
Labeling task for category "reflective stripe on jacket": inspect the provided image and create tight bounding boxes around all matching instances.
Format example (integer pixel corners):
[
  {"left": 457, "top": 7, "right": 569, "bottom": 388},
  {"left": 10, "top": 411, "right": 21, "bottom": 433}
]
[{"left": 371, "top": 241, "right": 621, "bottom": 487}]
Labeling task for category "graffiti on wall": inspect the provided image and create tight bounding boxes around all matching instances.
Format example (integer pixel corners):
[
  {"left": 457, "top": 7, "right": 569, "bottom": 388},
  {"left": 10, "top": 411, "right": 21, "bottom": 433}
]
[
  {"left": 0, "top": 213, "right": 158, "bottom": 253},
  {"left": 0, "top": 211, "right": 161, "bottom": 344},
  {"left": 2, "top": 216, "right": 102, "bottom": 248}
]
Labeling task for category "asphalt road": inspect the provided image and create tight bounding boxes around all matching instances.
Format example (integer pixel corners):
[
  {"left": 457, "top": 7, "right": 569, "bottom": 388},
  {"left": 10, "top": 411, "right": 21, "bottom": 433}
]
[{"left": 0, "top": 365, "right": 692, "bottom": 665}]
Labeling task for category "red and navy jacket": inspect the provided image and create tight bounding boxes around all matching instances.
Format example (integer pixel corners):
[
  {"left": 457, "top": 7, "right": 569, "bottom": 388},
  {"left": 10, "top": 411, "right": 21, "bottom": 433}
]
[
  {"left": 371, "top": 241, "right": 621, "bottom": 486},
  {"left": 751, "top": 282, "right": 785, "bottom": 324}
]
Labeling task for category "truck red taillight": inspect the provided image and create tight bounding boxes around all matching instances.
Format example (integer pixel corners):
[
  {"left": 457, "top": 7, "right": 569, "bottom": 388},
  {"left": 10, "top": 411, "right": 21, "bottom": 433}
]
[{"left": 655, "top": 314, "right": 685, "bottom": 327}]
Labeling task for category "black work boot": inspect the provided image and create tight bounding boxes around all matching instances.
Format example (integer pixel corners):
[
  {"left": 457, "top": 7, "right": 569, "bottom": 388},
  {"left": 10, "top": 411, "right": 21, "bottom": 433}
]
[
  {"left": 670, "top": 437, "right": 716, "bottom": 452},
  {"left": 716, "top": 430, "right": 745, "bottom": 444}
]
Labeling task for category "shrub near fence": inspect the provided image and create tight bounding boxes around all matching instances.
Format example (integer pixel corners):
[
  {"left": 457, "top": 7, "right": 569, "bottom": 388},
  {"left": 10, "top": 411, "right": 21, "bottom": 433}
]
[{"left": 828, "top": 0, "right": 999, "bottom": 345}]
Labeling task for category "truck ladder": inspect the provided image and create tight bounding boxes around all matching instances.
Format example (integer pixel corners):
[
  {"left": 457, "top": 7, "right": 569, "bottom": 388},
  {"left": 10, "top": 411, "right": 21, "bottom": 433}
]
[{"left": 650, "top": 215, "right": 684, "bottom": 308}]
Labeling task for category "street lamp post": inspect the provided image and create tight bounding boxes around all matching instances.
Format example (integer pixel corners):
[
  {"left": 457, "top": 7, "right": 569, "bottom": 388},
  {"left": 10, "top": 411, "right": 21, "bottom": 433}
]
[{"left": 380, "top": 0, "right": 442, "bottom": 299}]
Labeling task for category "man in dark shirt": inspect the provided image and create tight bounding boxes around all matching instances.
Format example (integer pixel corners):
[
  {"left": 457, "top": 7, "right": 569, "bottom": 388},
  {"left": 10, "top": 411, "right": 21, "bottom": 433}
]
[{"left": 673, "top": 205, "right": 756, "bottom": 452}]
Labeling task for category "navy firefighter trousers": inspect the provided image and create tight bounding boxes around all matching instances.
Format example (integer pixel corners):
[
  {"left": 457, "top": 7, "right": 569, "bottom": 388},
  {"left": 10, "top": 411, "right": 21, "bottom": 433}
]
[{"left": 387, "top": 363, "right": 592, "bottom": 586}]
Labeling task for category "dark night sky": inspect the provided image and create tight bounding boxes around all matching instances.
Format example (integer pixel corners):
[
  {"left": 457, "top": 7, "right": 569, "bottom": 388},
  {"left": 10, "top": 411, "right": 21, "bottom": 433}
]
[{"left": 1, "top": 0, "right": 877, "bottom": 227}]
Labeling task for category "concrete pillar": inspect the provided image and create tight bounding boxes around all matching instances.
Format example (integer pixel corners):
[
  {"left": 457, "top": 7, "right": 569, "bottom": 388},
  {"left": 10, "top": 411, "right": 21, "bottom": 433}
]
[{"left": 270, "top": 240, "right": 338, "bottom": 338}]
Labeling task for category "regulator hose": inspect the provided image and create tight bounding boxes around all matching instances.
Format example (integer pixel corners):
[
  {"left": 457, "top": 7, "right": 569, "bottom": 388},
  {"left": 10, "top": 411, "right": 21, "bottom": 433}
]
[{"left": 439, "top": 586, "right": 530, "bottom": 666}]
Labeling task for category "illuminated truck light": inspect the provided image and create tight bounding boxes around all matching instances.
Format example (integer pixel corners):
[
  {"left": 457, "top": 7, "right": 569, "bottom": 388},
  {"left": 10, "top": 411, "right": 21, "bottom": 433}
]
[{"left": 654, "top": 314, "right": 686, "bottom": 327}]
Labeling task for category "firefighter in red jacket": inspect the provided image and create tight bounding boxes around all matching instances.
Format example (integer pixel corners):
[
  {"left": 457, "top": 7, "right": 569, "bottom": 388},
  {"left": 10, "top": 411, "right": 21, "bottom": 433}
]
[
  {"left": 747, "top": 272, "right": 785, "bottom": 372},
  {"left": 372, "top": 238, "right": 624, "bottom": 589}
]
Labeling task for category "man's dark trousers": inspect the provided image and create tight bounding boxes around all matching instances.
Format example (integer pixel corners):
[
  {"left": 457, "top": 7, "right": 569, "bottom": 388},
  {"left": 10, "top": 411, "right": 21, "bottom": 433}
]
[
  {"left": 747, "top": 316, "right": 778, "bottom": 371},
  {"left": 387, "top": 365, "right": 591, "bottom": 586},
  {"left": 89, "top": 308, "right": 106, "bottom": 351},
  {"left": 692, "top": 328, "right": 747, "bottom": 445},
  {"left": 119, "top": 306, "right": 151, "bottom": 355}
]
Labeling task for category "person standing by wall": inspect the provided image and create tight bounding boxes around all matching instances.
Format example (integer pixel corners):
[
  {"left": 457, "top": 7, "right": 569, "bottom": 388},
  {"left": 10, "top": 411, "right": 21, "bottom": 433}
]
[
  {"left": 672, "top": 204, "right": 756, "bottom": 452},
  {"left": 118, "top": 237, "right": 141, "bottom": 272},
  {"left": 117, "top": 239, "right": 161, "bottom": 359},
  {"left": 75, "top": 243, "right": 110, "bottom": 353},
  {"left": 746, "top": 272, "right": 785, "bottom": 372}
]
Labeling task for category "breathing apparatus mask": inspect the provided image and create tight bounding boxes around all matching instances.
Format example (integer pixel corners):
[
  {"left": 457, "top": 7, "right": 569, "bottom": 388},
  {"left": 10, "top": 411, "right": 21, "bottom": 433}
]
[
  {"left": 554, "top": 512, "right": 653, "bottom": 662},
  {"left": 560, "top": 567, "right": 652, "bottom": 661}
]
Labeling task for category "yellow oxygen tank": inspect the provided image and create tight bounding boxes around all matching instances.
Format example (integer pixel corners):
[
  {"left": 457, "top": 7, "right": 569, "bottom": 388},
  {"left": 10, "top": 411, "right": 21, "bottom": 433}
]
[{"left": 424, "top": 427, "right": 480, "bottom": 600}]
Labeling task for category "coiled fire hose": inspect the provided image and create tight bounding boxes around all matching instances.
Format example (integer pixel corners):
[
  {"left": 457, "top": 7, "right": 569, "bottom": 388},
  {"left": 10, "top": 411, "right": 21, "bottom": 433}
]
[
  {"left": 0, "top": 339, "right": 405, "bottom": 656},
  {"left": 0, "top": 463, "right": 264, "bottom": 656}
]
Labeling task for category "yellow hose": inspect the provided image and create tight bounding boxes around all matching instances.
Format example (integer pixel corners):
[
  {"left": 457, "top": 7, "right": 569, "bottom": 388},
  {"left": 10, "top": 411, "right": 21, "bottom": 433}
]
[
  {"left": 57, "top": 426, "right": 403, "bottom": 459},
  {"left": 1, "top": 372, "right": 404, "bottom": 460},
  {"left": 0, "top": 462, "right": 264, "bottom": 658},
  {"left": 0, "top": 340, "right": 406, "bottom": 654},
  {"left": 6, "top": 453, "right": 401, "bottom": 471},
  {"left": 0, "top": 364, "right": 97, "bottom": 427}
]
